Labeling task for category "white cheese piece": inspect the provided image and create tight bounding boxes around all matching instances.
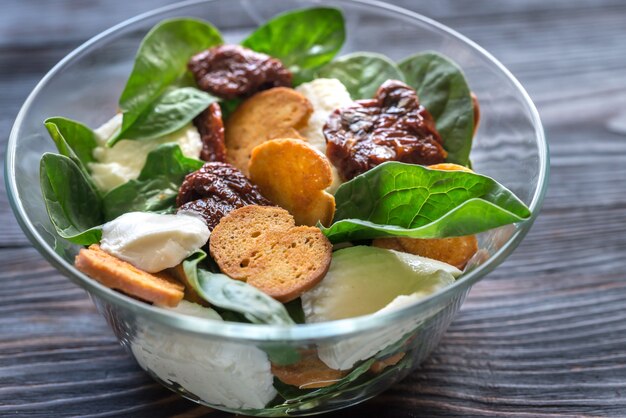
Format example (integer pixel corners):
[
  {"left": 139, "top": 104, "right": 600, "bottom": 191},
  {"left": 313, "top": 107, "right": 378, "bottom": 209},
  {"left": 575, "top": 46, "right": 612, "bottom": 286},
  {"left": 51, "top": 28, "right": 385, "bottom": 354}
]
[
  {"left": 315, "top": 292, "right": 449, "bottom": 371},
  {"left": 315, "top": 309, "right": 418, "bottom": 371},
  {"left": 301, "top": 246, "right": 460, "bottom": 370},
  {"left": 89, "top": 113, "right": 202, "bottom": 192},
  {"left": 296, "top": 78, "right": 353, "bottom": 193},
  {"left": 302, "top": 246, "right": 460, "bottom": 322},
  {"left": 100, "top": 212, "right": 210, "bottom": 273},
  {"left": 131, "top": 321, "right": 276, "bottom": 409},
  {"left": 376, "top": 293, "right": 425, "bottom": 314},
  {"left": 166, "top": 300, "right": 221, "bottom": 321}
]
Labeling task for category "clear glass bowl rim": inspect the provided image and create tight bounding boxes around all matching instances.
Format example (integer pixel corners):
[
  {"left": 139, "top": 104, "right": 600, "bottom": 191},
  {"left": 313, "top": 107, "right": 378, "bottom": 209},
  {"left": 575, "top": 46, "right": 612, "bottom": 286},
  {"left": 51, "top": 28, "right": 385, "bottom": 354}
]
[{"left": 5, "top": 0, "right": 549, "bottom": 342}]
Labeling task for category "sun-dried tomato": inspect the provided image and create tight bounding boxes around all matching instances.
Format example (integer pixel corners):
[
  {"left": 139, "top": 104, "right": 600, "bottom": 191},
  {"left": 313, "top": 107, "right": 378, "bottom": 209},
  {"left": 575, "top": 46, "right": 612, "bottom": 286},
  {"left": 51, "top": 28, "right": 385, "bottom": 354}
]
[
  {"left": 324, "top": 80, "right": 446, "bottom": 180},
  {"left": 193, "top": 102, "right": 226, "bottom": 163},
  {"left": 176, "top": 162, "right": 271, "bottom": 230},
  {"left": 188, "top": 45, "right": 292, "bottom": 100}
]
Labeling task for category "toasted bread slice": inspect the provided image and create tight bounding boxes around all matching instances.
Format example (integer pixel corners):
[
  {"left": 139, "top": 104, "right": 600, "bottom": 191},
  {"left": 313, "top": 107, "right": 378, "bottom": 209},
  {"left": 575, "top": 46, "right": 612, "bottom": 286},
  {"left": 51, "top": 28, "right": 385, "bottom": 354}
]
[
  {"left": 209, "top": 206, "right": 332, "bottom": 302},
  {"left": 428, "top": 162, "right": 473, "bottom": 172},
  {"left": 372, "top": 231, "right": 478, "bottom": 270},
  {"left": 272, "top": 350, "right": 347, "bottom": 388},
  {"left": 370, "top": 352, "right": 406, "bottom": 374},
  {"left": 369, "top": 237, "right": 404, "bottom": 252},
  {"left": 372, "top": 233, "right": 477, "bottom": 270},
  {"left": 249, "top": 138, "right": 335, "bottom": 227},
  {"left": 75, "top": 245, "right": 184, "bottom": 307},
  {"left": 225, "top": 87, "right": 312, "bottom": 175},
  {"left": 400, "top": 236, "right": 477, "bottom": 270}
]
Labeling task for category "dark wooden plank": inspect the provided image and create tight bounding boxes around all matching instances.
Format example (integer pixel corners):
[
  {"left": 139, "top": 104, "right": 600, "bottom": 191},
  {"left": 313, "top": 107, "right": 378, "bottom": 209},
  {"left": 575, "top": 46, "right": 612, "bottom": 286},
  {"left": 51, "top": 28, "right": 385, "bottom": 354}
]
[{"left": 1, "top": 0, "right": 625, "bottom": 417}]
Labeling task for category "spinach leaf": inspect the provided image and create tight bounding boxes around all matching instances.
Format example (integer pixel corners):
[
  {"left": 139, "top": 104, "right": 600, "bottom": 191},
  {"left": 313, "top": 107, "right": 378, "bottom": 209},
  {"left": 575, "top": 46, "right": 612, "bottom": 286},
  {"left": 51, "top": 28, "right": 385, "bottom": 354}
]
[
  {"left": 318, "top": 52, "right": 404, "bottom": 99},
  {"left": 263, "top": 345, "right": 301, "bottom": 366},
  {"left": 40, "top": 153, "right": 103, "bottom": 245},
  {"left": 182, "top": 251, "right": 294, "bottom": 326},
  {"left": 102, "top": 143, "right": 203, "bottom": 221},
  {"left": 115, "top": 87, "right": 216, "bottom": 141},
  {"left": 241, "top": 7, "right": 345, "bottom": 85},
  {"left": 219, "top": 98, "right": 242, "bottom": 119},
  {"left": 284, "top": 298, "right": 305, "bottom": 324},
  {"left": 116, "top": 18, "right": 222, "bottom": 143},
  {"left": 399, "top": 52, "right": 474, "bottom": 166},
  {"left": 320, "top": 162, "right": 531, "bottom": 243},
  {"left": 44, "top": 117, "right": 97, "bottom": 168}
]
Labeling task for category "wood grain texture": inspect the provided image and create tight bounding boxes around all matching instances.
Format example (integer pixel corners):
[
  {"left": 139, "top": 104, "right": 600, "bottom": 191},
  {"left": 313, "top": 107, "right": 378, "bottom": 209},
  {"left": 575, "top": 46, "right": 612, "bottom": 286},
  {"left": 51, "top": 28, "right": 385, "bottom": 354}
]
[{"left": 1, "top": 0, "right": 625, "bottom": 417}]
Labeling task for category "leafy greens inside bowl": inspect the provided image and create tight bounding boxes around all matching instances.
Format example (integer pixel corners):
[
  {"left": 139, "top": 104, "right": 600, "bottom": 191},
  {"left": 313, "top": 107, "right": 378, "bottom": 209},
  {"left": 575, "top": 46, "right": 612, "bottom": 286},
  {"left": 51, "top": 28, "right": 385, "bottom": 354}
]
[{"left": 9, "top": 3, "right": 544, "bottom": 415}]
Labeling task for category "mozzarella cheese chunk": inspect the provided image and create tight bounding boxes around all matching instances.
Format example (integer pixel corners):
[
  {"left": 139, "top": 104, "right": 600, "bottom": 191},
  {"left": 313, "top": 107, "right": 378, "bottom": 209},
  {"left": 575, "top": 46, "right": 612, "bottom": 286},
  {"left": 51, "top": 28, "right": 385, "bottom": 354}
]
[
  {"left": 166, "top": 301, "right": 222, "bottom": 321},
  {"left": 131, "top": 320, "right": 276, "bottom": 410},
  {"left": 89, "top": 113, "right": 202, "bottom": 192},
  {"left": 315, "top": 304, "right": 418, "bottom": 371},
  {"left": 296, "top": 78, "right": 353, "bottom": 193},
  {"left": 296, "top": 78, "right": 353, "bottom": 154},
  {"left": 100, "top": 212, "right": 210, "bottom": 273},
  {"left": 302, "top": 246, "right": 460, "bottom": 322},
  {"left": 301, "top": 246, "right": 460, "bottom": 370}
]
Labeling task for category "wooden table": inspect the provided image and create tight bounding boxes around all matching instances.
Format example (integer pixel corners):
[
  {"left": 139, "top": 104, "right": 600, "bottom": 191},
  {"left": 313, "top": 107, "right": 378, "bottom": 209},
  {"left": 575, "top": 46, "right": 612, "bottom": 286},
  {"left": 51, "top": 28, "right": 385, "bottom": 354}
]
[{"left": 2, "top": 0, "right": 625, "bottom": 416}]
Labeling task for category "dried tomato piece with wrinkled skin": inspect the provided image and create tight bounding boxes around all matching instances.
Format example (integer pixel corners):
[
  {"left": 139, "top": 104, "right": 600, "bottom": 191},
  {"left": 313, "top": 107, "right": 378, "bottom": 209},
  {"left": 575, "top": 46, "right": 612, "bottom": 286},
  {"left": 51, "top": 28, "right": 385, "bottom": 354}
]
[
  {"left": 176, "top": 162, "right": 271, "bottom": 230},
  {"left": 188, "top": 45, "right": 292, "bottom": 100},
  {"left": 178, "top": 197, "right": 238, "bottom": 232},
  {"left": 193, "top": 102, "right": 226, "bottom": 162},
  {"left": 324, "top": 79, "right": 446, "bottom": 181}
]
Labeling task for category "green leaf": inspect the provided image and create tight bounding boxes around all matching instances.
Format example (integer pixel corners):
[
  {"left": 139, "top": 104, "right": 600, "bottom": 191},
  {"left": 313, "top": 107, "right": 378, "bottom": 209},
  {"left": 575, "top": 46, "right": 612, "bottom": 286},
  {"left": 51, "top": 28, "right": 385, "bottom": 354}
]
[
  {"left": 318, "top": 52, "right": 404, "bottom": 99},
  {"left": 219, "top": 98, "right": 242, "bottom": 120},
  {"left": 182, "top": 251, "right": 295, "bottom": 326},
  {"left": 242, "top": 7, "right": 345, "bottom": 85},
  {"left": 44, "top": 118, "right": 99, "bottom": 194},
  {"left": 118, "top": 18, "right": 223, "bottom": 138},
  {"left": 136, "top": 143, "right": 204, "bottom": 181},
  {"left": 263, "top": 345, "right": 301, "bottom": 366},
  {"left": 320, "top": 162, "right": 531, "bottom": 243},
  {"left": 398, "top": 52, "right": 474, "bottom": 166},
  {"left": 102, "top": 143, "right": 203, "bottom": 221},
  {"left": 40, "top": 153, "right": 103, "bottom": 245},
  {"left": 284, "top": 298, "right": 305, "bottom": 324},
  {"left": 44, "top": 117, "right": 97, "bottom": 167},
  {"left": 113, "top": 87, "right": 217, "bottom": 143}
]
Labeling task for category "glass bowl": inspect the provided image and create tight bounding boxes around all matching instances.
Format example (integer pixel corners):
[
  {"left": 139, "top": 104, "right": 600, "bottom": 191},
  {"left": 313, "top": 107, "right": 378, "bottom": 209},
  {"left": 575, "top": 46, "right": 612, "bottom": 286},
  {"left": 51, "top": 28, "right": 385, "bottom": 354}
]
[{"left": 5, "top": 0, "right": 548, "bottom": 415}]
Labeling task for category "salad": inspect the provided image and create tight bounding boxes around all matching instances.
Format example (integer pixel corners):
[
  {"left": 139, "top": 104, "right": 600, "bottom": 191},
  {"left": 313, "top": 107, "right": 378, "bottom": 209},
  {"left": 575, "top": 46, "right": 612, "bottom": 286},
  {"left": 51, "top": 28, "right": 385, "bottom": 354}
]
[{"left": 39, "top": 7, "right": 531, "bottom": 410}]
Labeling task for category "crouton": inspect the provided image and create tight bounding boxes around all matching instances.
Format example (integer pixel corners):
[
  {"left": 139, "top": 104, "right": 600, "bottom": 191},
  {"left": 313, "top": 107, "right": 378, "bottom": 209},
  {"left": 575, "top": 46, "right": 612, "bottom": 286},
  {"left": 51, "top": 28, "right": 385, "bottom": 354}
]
[
  {"left": 75, "top": 245, "right": 184, "bottom": 307},
  {"left": 249, "top": 138, "right": 335, "bottom": 226},
  {"left": 209, "top": 206, "right": 332, "bottom": 302}
]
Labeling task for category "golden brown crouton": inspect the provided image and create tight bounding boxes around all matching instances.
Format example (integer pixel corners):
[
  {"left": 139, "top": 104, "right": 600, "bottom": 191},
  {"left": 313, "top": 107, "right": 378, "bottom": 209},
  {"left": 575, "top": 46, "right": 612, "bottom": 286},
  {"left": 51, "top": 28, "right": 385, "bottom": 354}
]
[
  {"left": 272, "top": 350, "right": 347, "bottom": 389},
  {"left": 249, "top": 138, "right": 335, "bottom": 227},
  {"left": 209, "top": 206, "right": 332, "bottom": 302},
  {"left": 370, "top": 352, "right": 406, "bottom": 374},
  {"left": 428, "top": 162, "right": 473, "bottom": 172},
  {"left": 75, "top": 245, "right": 184, "bottom": 307},
  {"left": 225, "top": 87, "right": 312, "bottom": 175}
]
